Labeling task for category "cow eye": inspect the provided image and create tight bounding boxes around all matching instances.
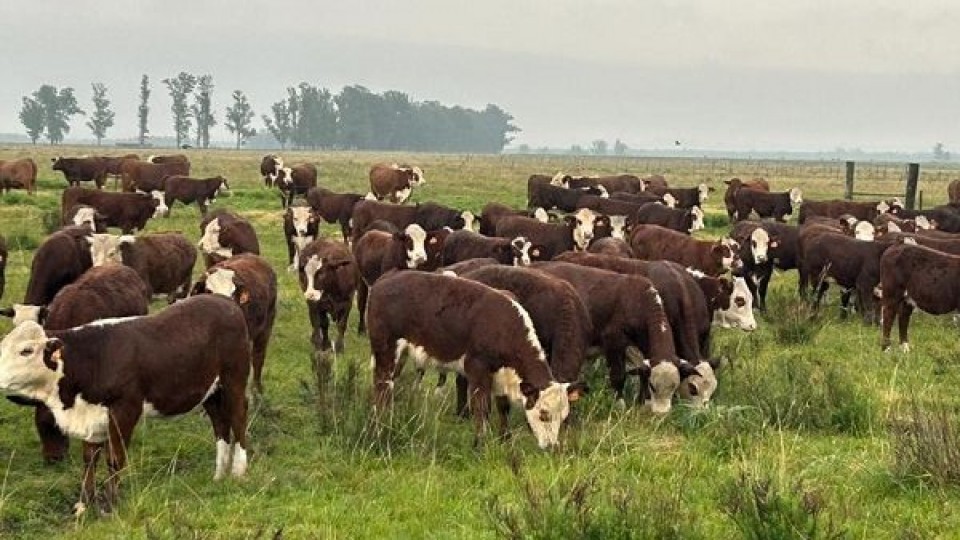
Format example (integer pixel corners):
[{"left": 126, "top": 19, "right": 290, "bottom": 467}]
[
  {"left": 539, "top": 409, "right": 552, "bottom": 422},
  {"left": 20, "top": 348, "right": 34, "bottom": 357},
  {"left": 735, "top": 297, "right": 746, "bottom": 307}
]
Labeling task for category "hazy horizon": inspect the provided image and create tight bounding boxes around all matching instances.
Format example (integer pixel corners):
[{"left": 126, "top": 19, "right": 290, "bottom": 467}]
[{"left": 2, "top": 0, "right": 957, "bottom": 153}]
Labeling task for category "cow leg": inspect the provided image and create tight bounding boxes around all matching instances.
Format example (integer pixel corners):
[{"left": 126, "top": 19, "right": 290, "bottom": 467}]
[
  {"left": 742, "top": 269, "right": 762, "bottom": 311},
  {"left": 333, "top": 303, "right": 351, "bottom": 354},
  {"left": 813, "top": 280, "right": 829, "bottom": 312},
  {"left": 434, "top": 372, "right": 448, "bottom": 395},
  {"left": 372, "top": 339, "right": 400, "bottom": 411},
  {"left": 309, "top": 303, "right": 332, "bottom": 352},
  {"left": 898, "top": 302, "right": 915, "bottom": 352},
  {"left": 464, "top": 359, "right": 492, "bottom": 448},
  {"left": 340, "top": 220, "right": 351, "bottom": 243},
  {"left": 356, "top": 281, "right": 369, "bottom": 335},
  {"left": 757, "top": 264, "right": 774, "bottom": 312},
  {"left": 838, "top": 288, "right": 851, "bottom": 319},
  {"left": 251, "top": 333, "right": 270, "bottom": 394},
  {"left": 602, "top": 339, "right": 628, "bottom": 401},
  {"left": 35, "top": 404, "right": 69, "bottom": 463},
  {"left": 495, "top": 395, "right": 512, "bottom": 440},
  {"left": 104, "top": 407, "right": 140, "bottom": 512},
  {"left": 455, "top": 374, "right": 470, "bottom": 418},
  {"left": 228, "top": 387, "right": 250, "bottom": 478},
  {"left": 76, "top": 442, "right": 103, "bottom": 516},
  {"left": 202, "top": 389, "right": 233, "bottom": 480},
  {"left": 880, "top": 299, "right": 898, "bottom": 350}
]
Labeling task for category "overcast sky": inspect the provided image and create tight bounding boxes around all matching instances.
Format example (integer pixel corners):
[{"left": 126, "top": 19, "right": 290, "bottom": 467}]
[{"left": 1, "top": 0, "right": 957, "bottom": 151}]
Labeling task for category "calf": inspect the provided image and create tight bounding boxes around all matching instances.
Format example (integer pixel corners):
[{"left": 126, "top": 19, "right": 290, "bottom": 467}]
[
  {"left": 646, "top": 183, "right": 713, "bottom": 209},
  {"left": 642, "top": 174, "right": 668, "bottom": 191},
  {"left": 64, "top": 204, "right": 108, "bottom": 232},
  {"left": 284, "top": 205, "right": 321, "bottom": 270},
  {"left": 891, "top": 205, "right": 960, "bottom": 233},
  {"left": 528, "top": 181, "right": 600, "bottom": 211},
  {"left": 441, "top": 229, "right": 544, "bottom": 266},
  {"left": 685, "top": 270, "right": 757, "bottom": 331},
  {"left": 479, "top": 202, "right": 549, "bottom": 236},
  {"left": 61, "top": 187, "right": 166, "bottom": 234},
  {"left": 306, "top": 187, "right": 367, "bottom": 242},
  {"left": 0, "top": 158, "right": 38, "bottom": 194},
  {"left": 260, "top": 154, "right": 283, "bottom": 187},
  {"left": 630, "top": 224, "right": 740, "bottom": 276},
  {"left": 190, "top": 254, "right": 277, "bottom": 393},
  {"left": 297, "top": 239, "right": 357, "bottom": 353},
  {"left": 276, "top": 163, "right": 318, "bottom": 208},
  {"left": 367, "top": 271, "right": 578, "bottom": 448},
  {"left": 880, "top": 244, "right": 960, "bottom": 351},
  {"left": 22, "top": 226, "right": 95, "bottom": 308},
  {"left": 199, "top": 210, "right": 261, "bottom": 268},
  {"left": 494, "top": 208, "right": 605, "bottom": 259},
  {"left": 632, "top": 203, "right": 702, "bottom": 233},
  {"left": 799, "top": 198, "right": 896, "bottom": 224},
  {"left": 350, "top": 200, "right": 472, "bottom": 243},
  {"left": 87, "top": 232, "right": 197, "bottom": 303},
  {"left": 554, "top": 173, "right": 645, "bottom": 194},
  {"left": 120, "top": 160, "right": 189, "bottom": 192},
  {"left": 533, "top": 261, "right": 687, "bottom": 411},
  {"left": 733, "top": 188, "right": 802, "bottom": 222},
  {"left": 1, "top": 265, "right": 150, "bottom": 464},
  {"left": 0, "top": 295, "right": 251, "bottom": 513},
  {"left": 730, "top": 221, "right": 791, "bottom": 311},
  {"left": 163, "top": 175, "right": 230, "bottom": 216},
  {"left": 0, "top": 235, "right": 6, "bottom": 301},
  {"left": 723, "top": 178, "right": 770, "bottom": 220},
  {"left": 369, "top": 163, "right": 425, "bottom": 203},
  {"left": 51, "top": 157, "right": 108, "bottom": 189}
]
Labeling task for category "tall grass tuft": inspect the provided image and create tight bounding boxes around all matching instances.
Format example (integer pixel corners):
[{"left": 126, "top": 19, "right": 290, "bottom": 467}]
[
  {"left": 766, "top": 291, "right": 828, "bottom": 346},
  {"left": 487, "top": 454, "right": 703, "bottom": 540},
  {"left": 890, "top": 399, "right": 960, "bottom": 487},
  {"left": 722, "top": 470, "right": 847, "bottom": 540}
]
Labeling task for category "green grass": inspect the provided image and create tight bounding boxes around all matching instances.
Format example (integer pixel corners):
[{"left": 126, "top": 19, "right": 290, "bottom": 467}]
[{"left": 1, "top": 146, "right": 960, "bottom": 538}]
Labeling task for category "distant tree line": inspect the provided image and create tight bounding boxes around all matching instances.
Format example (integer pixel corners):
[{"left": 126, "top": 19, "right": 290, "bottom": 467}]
[{"left": 17, "top": 77, "right": 520, "bottom": 153}]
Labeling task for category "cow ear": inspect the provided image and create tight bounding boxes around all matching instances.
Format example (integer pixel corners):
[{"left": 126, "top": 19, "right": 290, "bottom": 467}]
[
  {"left": 708, "top": 356, "right": 727, "bottom": 372},
  {"left": 723, "top": 179, "right": 732, "bottom": 185},
  {"left": 520, "top": 382, "right": 539, "bottom": 410},
  {"left": 43, "top": 339, "right": 64, "bottom": 371},
  {"left": 237, "top": 286, "right": 251, "bottom": 305},
  {"left": 676, "top": 360, "right": 700, "bottom": 379},
  {"left": 566, "top": 381, "right": 590, "bottom": 403},
  {"left": 189, "top": 281, "right": 207, "bottom": 296}
]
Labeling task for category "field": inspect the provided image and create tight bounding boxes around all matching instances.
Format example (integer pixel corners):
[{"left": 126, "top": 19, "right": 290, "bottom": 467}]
[{"left": 2, "top": 146, "right": 960, "bottom": 539}]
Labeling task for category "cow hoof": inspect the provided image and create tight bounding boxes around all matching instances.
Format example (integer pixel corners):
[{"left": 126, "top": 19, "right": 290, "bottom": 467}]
[
  {"left": 901, "top": 343, "right": 912, "bottom": 353},
  {"left": 73, "top": 501, "right": 87, "bottom": 517},
  {"left": 615, "top": 398, "right": 627, "bottom": 410}
]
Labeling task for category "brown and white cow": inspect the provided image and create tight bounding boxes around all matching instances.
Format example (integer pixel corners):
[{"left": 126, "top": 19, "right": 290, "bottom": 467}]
[
  {"left": 64, "top": 204, "right": 108, "bottom": 232},
  {"left": 120, "top": 160, "right": 189, "bottom": 193},
  {"left": 284, "top": 205, "right": 321, "bottom": 271},
  {"left": 552, "top": 172, "right": 645, "bottom": 194},
  {"left": 350, "top": 200, "right": 473, "bottom": 243},
  {"left": 297, "top": 239, "right": 357, "bottom": 353},
  {"left": 646, "top": 183, "right": 713, "bottom": 209},
  {"left": 306, "top": 187, "right": 368, "bottom": 242},
  {"left": 51, "top": 157, "right": 109, "bottom": 189},
  {"left": 441, "top": 229, "right": 545, "bottom": 267},
  {"left": 61, "top": 187, "right": 166, "bottom": 234},
  {"left": 163, "top": 175, "right": 230, "bottom": 216},
  {"left": 21, "top": 226, "right": 95, "bottom": 310},
  {"left": 367, "top": 271, "right": 580, "bottom": 448},
  {"left": 732, "top": 188, "right": 802, "bottom": 222},
  {"left": 723, "top": 177, "right": 770, "bottom": 221},
  {"left": 685, "top": 269, "right": 757, "bottom": 331},
  {"left": 0, "top": 294, "right": 251, "bottom": 513},
  {"left": 260, "top": 154, "right": 284, "bottom": 187},
  {"left": 799, "top": 198, "right": 898, "bottom": 224},
  {"left": 190, "top": 254, "right": 277, "bottom": 393},
  {"left": 630, "top": 224, "right": 740, "bottom": 276},
  {"left": 0, "top": 158, "right": 38, "bottom": 194},
  {"left": 198, "top": 210, "right": 261, "bottom": 268},
  {"left": 87, "top": 232, "right": 197, "bottom": 303},
  {"left": 494, "top": 208, "right": 606, "bottom": 259},
  {"left": 478, "top": 202, "right": 550, "bottom": 236},
  {"left": 276, "top": 163, "right": 319, "bottom": 208},
  {"left": 632, "top": 203, "right": 703, "bottom": 233},
  {"left": 369, "top": 163, "right": 425, "bottom": 203}
]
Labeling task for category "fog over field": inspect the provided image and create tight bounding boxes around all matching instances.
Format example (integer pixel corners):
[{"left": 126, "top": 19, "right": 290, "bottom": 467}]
[{"left": 1, "top": 0, "right": 958, "bottom": 151}]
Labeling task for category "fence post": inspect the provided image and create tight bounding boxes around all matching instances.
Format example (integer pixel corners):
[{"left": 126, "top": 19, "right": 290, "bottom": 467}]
[
  {"left": 844, "top": 161, "right": 855, "bottom": 200},
  {"left": 905, "top": 163, "right": 920, "bottom": 209}
]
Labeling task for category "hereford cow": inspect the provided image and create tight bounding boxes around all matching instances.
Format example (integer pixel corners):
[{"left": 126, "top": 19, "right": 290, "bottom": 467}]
[
  {"left": 528, "top": 181, "right": 603, "bottom": 211},
  {"left": 799, "top": 198, "right": 897, "bottom": 224},
  {"left": 276, "top": 163, "right": 319, "bottom": 208},
  {"left": 733, "top": 188, "right": 802, "bottom": 222},
  {"left": 642, "top": 174, "right": 669, "bottom": 191},
  {"left": 101, "top": 154, "right": 139, "bottom": 188},
  {"left": 190, "top": 254, "right": 277, "bottom": 393},
  {"left": 148, "top": 154, "right": 190, "bottom": 166},
  {"left": 283, "top": 205, "right": 320, "bottom": 270},
  {"left": 260, "top": 155, "right": 284, "bottom": 187},
  {"left": 367, "top": 271, "right": 581, "bottom": 448},
  {"left": 587, "top": 237, "right": 635, "bottom": 258},
  {"left": 685, "top": 269, "right": 757, "bottom": 331},
  {"left": 890, "top": 205, "right": 960, "bottom": 233},
  {"left": 630, "top": 225, "right": 740, "bottom": 276},
  {"left": 120, "top": 160, "right": 189, "bottom": 192},
  {"left": 632, "top": 203, "right": 703, "bottom": 233},
  {"left": 61, "top": 187, "right": 166, "bottom": 233},
  {"left": 478, "top": 202, "right": 550, "bottom": 236},
  {"left": 0, "top": 158, "right": 37, "bottom": 194},
  {"left": 21, "top": 226, "right": 95, "bottom": 309},
  {"left": 646, "top": 183, "right": 713, "bottom": 209},
  {"left": 64, "top": 205, "right": 108, "bottom": 232},
  {"left": 198, "top": 210, "right": 261, "bottom": 268},
  {"left": 730, "top": 220, "right": 801, "bottom": 311},
  {"left": 723, "top": 178, "right": 770, "bottom": 220},
  {"left": 163, "top": 175, "right": 230, "bottom": 216},
  {"left": 441, "top": 229, "right": 545, "bottom": 267},
  {"left": 0, "top": 235, "right": 5, "bottom": 301},
  {"left": 0, "top": 265, "right": 150, "bottom": 464},
  {"left": 51, "top": 157, "right": 108, "bottom": 189},
  {"left": 297, "top": 239, "right": 357, "bottom": 353},
  {"left": 494, "top": 209, "right": 607, "bottom": 259},
  {"left": 87, "top": 232, "right": 197, "bottom": 303},
  {"left": 552, "top": 172, "right": 645, "bottom": 194},
  {"left": 350, "top": 200, "right": 473, "bottom": 243},
  {"left": 369, "top": 163, "right": 425, "bottom": 203},
  {"left": 306, "top": 187, "right": 368, "bottom": 242},
  {"left": 0, "top": 295, "right": 251, "bottom": 513}
]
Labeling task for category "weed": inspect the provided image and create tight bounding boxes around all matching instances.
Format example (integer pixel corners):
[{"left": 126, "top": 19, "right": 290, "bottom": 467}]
[{"left": 890, "top": 399, "right": 960, "bottom": 488}]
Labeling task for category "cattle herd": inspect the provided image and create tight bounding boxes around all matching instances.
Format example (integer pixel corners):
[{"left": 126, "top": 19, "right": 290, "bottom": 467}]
[{"left": 1, "top": 153, "right": 960, "bottom": 516}]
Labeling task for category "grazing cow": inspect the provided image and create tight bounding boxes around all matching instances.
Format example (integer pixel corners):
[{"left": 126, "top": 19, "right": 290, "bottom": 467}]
[
  {"left": 587, "top": 237, "right": 635, "bottom": 258},
  {"left": 64, "top": 204, "right": 108, "bottom": 232},
  {"left": 148, "top": 154, "right": 190, "bottom": 164},
  {"left": 533, "top": 261, "right": 689, "bottom": 411},
  {"left": 494, "top": 208, "right": 606, "bottom": 259},
  {"left": 575, "top": 194, "right": 646, "bottom": 222},
  {"left": 798, "top": 198, "right": 896, "bottom": 224},
  {"left": 438, "top": 257, "right": 502, "bottom": 275},
  {"left": 642, "top": 174, "right": 669, "bottom": 191},
  {"left": 163, "top": 175, "right": 230, "bottom": 216},
  {"left": 552, "top": 173, "right": 645, "bottom": 194},
  {"left": 879, "top": 244, "right": 960, "bottom": 352},
  {"left": 87, "top": 232, "right": 197, "bottom": 303},
  {"left": 890, "top": 205, "right": 960, "bottom": 233},
  {"left": 632, "top": 203, "right": 702, "bottom": 233},
  {"left": 528, "top": 181, "right": 603, "bottom": 211},
  {"left": 306, "top": 187, "right": 367, "bottom": 242},
  {"left": 101, "top": 155, "right": 139, "bottom": 188},
  {"left": 369, "top": 163, "right": 425, "bottom": 203},
  {"left": 0, "top": 295, "right": 251, "bottom": 513},
  {"left": 51, "top": 157, "right": 108, "bottom": 189},
  {"left": 61, "top": 187, "right": 166, "bottom": 233},
  {"left": 552, "top": 252, "right": 720, "bottom": 399},
  {"left": 260, "top": 154, "right": 284, "bottom": 187},
  {"left": 198, "top": 210, "right": 261, "bottom": 268},
  {"left": 297, "top": 239, "right": 357, "bottom": 353},
  {"left": 350, "top": 200, "right": 473, "bottom": 243},
  {"left": 367, "top": 271, "right": 580, "bottom": 448},
  {"left": 733, "top": 188, "right": 802, "bottom": 222},
  {"left": 723, "top": 178, "right": 770, "bottom": 220},
  {"left": 646, "top": 183, "right": 713, "bottom": 209},
  {"left": 730, "top": 221, "right": 800, "bottom": 311},
  {"left": 877, "top": 231, "right": 960, "bottom": 256},
  {"left": 190, "top": 254, "right": 277, "bottom": 393},
  {"left": 478, "top": 202, "right": 550, "bottom": 236},
  {"left": 21, "top": 226, "right": 95, "bottom": 308},
  {"left": 120, "top": 160, "right": 189, "bottom": 193},
  {"left": 0, "top": 235, "right": 5, "bottom": 301},
  {"left": 441, "top": 229, "right": 544, "bottom": 267},
  {"left": 284, "top": 205, "right": 321, "bottom": 270},
  {"left": 630, "top": 225, "right": 740, "bottom": 276},
  {"left": 1, "top": 265, "right": 150, "bottom": 464},
  {"left": 276, "top": 163, "right": 319, "bottom": 208},
  {"left": 685, "top": 269, "right": 757, "bottom": 331},
  {"left": 0, "top": 158, "right": 38, "bottom": 194}
]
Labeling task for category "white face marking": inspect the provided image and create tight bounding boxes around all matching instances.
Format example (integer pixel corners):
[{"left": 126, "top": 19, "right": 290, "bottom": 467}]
[
  {"left": 303, "top": 255, "right": 324, "bottom": 302},
  {"left": 690, "top": 206, "right": 705, "bottom": 231},
  {"left": 697, "top": 183, "right": 710, "bottom": 203},
  {"left": 7, "top": 304, "right": 44, "bottom": 326},
  {"left": 885, "top": 221, "right": 902, "bottom": 233},
  {"left": 204, "top": 268, "right": 237, "bottom": 298},
  {"left": 714, "top": 277, "right": 757, "bottom": 331},
  {"left": 87, "top": 233, "right": 124, "bottom": 267},
  {"left": 609, "top": 215, "right": 627, "bottom": 240},
  {"left": 550, "top": 172, "right": 566, "bottom": 186},
  {"left": 678, "top": 362, "right": 718, "bottom": 408},
  {"left": 460, "top": 211, "right": 476, "bottom": 231},
  {"left": 571, "top": 208, "right": 599, "bottom": 250},
  {"left": 290, "top": 206, "right": 312, "bottom": 236},
  {"left": 647, "top": 362, "right": 680, "bottom": 414},
  {"left": 214, "top": 439, "right": 231, "bottom": 480},
  {"left": 854, "top": 221, "right": 875, "bottom": 241},
  {"left": 404, "top": 224, "right": 428, "bottom": 268},
  {"left": 533, "top": 207, "right": 549, "bottom": 223},
  {"left": 507, "top": 297, "right": 546, "bottom": 362},
  {"left": 72, "top": 207, "right": 97, "bottom": 229},
  {"left": 150, "top": 190, "right": 168, "bottom": 218},
  {"left": 876, "top": 201, "right": 890, "bottom": 213},
  {"left": 750, "top": 227, "right": 770, "bottom": 264},
  {"left": 511, "top": 237, "right": 533, "bottom": 266},
  {"left": 199, "top": 219, "right": 233, "bottom": 258},
  {"left": 0, "top": 322, "right": 58, "bottom": 398},
  {"left": 524, "top": 382, "right": 571, "bottom": 449},
  {"left": 280, "top": 167, "right": 293, "bottom": 185},
  {"left": 914, "top": 215, "right": 931, "bottom": 230},
  {"left": 394, "top": 186, "right": 412, "bottom": 204},
  {"left": 662, "top": 193, "right": 677, "bottom": 208},
  {"left": 410, "top": 166, "right": 425, "bottom": 185},
  {"left": 789, "top": 187, "right": 803, "bottom": 206},
  {"left": 720, "top": 238, "right": 740, "bottom": 270}
]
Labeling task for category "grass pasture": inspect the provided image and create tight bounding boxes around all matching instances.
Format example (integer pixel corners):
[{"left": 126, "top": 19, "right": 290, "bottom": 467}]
[{"left": 1, "top": 146, "right": 960, "bottom": 538}]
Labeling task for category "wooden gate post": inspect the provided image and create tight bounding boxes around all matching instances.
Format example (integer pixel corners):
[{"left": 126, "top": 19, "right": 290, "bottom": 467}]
[
  {"left": 905, "top": 163, "right": 920, "bottom": 210},
  {"left": 844, "top": 161, "right": 855, "bottom": 200}
]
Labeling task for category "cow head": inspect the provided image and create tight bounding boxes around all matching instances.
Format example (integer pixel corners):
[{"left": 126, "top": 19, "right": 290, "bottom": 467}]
[
  {"left": 550, "top": 172, "right": 569, "bottom": 187},
  {"left": 278, "top": 167, "right": 294, "bottom": 186},
  {"left": 607, "top": 215, "right": 629, "bottom": 240},
  {"left": 749, "top": 227, "right": 771, "bottom": 264},
  {"left": 788, "top": 187, "right": 803, "bottom": 207},
  {"left": 853, "top": 221, "right": 875, "bottom": 241},
  {"left": 460, "top": 211, "right": 476, "bottom": 232},
  {"left": 689, "top": 206, "right": 705, "bottom": 232},
  {"left": 215, "top": 176, "right": 231, "bottom": 199},
  {"left": 677, "top": 360, "right": 719, "bottom": 408},
  {"left": 199, "top": 218, "right": 233, "bottom": 259},
  {"left": 662, "top": 193, "right": 678, "bottom": 208},
  {"left": 509, "top": 237, "right": 537, "bottom": 266},
  {"left": 532, "top": 207, "right": 550, "bottom": 223},
  {"left": 915, "top": 215, "right": 932, "bottom": 230},
  {"left": 714, "top": 277, "right": 757, "bottom": 331},
  {"left": 711, "top": 238, "right": 741, "bottom": 271},
  {"left": 86, "top": 233, "right": 128, "bottom": 267},
  {"left": 402, "top": 166, "right": 425, "bottom": 186},
  {"left": 50, "top": 157, "right": 65, "bottom": 171},
  {"left": 300, "top": 254, "right": 352, "bottom": 302},
  {"left": 519, "top": 379, "right": 583, "bottom": 449},
  {"left": 192, "top": 267, "right": 251, "bottom": 305},
  {"left": 287, "top": 206, "right": 316, "bottom": 237},
  {"left": 149, "top": 190, "right": 168, "bottom": 218},
  {"left": 0, "top": 304, "right": 49, "bottom": 326},
  {"left": 565, "top": 208, "right": 601, "bottom": 250},
  {"left": 0, "top": 321, "right": 63, "bottom": 397},
  {"left": 71, "top": 206, "right": 107, "bottom": 232},
  {"left": 423, "top": 228, "right": 450, "bottom": 271},
  {"left": 396, "top": 224, "right": 428, "bottom": 269},
  {"left": 697, "top": 183, "right": 713, "bottom": 204}
]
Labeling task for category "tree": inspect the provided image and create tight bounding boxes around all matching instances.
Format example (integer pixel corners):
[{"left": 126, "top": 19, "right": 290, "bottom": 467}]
[
  {"left": 591, "top": 139, "right": 608, "bottom": 155},
  {"left": 18, "top": 97, "right": 44, "bottom": 144},
  {"left": 162, "top": 72, "right": 197, "bottom": 148},
  {"left": 30, "top": 85, "right": 84, "bottom": 145},
  {"left": 933, "top": 142, "right": 951, "bottom": 161},
  {"left": 86, "top": 83, "right": 115, "bottom": 145},
  {"left": 138, "top": 74, "right": 150, "bottom": 146},
  {"left": 570, "top": 144, "right": 584, "bottom": 155},
  {"left": 191, "top": 75, "right": 215, "bottom": 148},
  {"left": 224, "top": 90, "right": 256, "bottom": 149},
  {"left": 613, "top": 139, "right": 628, "bottom": 156},
  {"left": 288, "top": 83, "right": 337, "bottom": 149},
  {"left": 262, "top": 100, "right": 292, "bottom": 150}
]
